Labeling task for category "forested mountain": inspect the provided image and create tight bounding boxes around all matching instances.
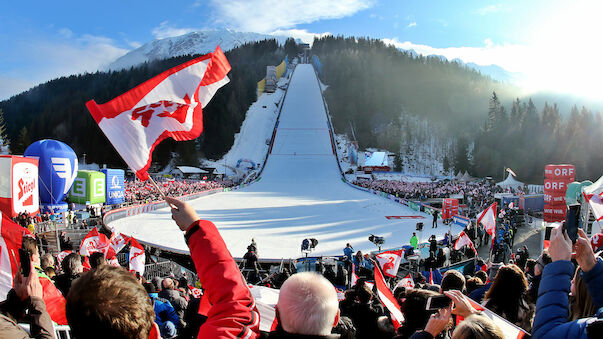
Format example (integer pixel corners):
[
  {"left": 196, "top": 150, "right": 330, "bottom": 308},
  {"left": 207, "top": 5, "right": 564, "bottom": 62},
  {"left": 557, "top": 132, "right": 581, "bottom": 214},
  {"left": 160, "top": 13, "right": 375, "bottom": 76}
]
[
  {"left": 312, "top": 35, "right": 519, "bottom": 150},
  {"left": 0, "top": 39, "right": 294, "bottom": 168},
  {"left": 471, "top": 94, "right": 603, "bottom": 183},
  {"left": 313, "top": 36, "right": 603, "bottom": 183}
]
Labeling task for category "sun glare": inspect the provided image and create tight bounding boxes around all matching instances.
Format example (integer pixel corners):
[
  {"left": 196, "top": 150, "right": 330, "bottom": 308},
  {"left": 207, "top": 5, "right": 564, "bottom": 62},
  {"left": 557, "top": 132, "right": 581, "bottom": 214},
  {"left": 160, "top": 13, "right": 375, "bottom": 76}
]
[{"left": 520, "top": 1, "right": 603, "bottom": 99}]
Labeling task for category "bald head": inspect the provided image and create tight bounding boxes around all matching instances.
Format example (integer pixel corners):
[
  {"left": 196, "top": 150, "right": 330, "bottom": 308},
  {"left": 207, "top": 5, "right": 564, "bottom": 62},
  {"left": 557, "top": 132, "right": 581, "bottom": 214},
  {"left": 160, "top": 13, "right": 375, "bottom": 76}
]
[{"left": 277, "top": 272, "right": 339, "bottom": 336}]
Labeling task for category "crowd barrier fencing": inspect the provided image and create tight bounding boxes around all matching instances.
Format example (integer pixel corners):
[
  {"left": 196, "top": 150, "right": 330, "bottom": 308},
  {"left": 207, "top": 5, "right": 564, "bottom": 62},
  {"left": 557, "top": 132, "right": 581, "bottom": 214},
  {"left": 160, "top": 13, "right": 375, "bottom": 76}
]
[
  {"left": 102, "top": 188, "right": 223, "bottom": 226},
  {"left": 19, "top": 323, "right": 72, "bottom": 339}
]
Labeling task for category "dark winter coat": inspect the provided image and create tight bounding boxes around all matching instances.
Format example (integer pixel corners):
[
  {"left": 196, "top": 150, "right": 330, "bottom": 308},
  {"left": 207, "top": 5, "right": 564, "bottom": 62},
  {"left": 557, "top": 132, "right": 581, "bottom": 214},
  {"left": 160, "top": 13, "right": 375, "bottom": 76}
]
[{"left": 532, "top": 259, "right": 603, "bottom": 339}]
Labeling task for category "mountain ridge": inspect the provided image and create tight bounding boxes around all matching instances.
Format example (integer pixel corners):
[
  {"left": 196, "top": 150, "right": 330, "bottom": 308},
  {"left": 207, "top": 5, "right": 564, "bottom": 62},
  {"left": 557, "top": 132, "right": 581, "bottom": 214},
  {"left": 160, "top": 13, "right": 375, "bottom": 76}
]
[{"left": 108, "top": 29, "right": 294, "bottom": 71}]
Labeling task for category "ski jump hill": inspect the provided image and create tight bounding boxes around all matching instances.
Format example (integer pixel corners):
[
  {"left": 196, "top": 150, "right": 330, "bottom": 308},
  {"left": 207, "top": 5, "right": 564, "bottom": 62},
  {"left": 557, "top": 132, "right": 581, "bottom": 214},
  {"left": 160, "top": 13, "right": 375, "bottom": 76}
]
[{"left": 108, "top": 64, "right": 463, "bottom": 260}]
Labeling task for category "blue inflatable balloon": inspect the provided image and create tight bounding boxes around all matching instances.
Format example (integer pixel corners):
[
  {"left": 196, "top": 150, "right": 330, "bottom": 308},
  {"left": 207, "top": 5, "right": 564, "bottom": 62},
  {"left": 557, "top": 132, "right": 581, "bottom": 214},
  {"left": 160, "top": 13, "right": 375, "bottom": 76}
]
[{"left": 24, "top": 140, "right": 78, "bottom": 205}]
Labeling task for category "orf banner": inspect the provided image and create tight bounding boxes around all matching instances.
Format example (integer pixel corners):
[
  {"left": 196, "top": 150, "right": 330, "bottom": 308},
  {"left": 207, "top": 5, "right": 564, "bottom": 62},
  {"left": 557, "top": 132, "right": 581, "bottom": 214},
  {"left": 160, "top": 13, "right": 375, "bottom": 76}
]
[
  {"left": 0, "top": 155, "right": 39, "bottom": 217},
  {"left": 101, "top": 168, "right": 125, "bottom": 205},
  {"left": 544, "top": 164, "right": 575, "bottom": 222}
]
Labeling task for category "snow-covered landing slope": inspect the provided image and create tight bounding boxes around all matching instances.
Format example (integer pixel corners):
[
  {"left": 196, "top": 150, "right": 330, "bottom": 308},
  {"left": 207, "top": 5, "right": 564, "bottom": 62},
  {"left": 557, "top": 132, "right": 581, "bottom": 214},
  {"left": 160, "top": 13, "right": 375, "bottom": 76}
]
[{"left": 109, "top": 64, "right": 463, "bottom": 259}]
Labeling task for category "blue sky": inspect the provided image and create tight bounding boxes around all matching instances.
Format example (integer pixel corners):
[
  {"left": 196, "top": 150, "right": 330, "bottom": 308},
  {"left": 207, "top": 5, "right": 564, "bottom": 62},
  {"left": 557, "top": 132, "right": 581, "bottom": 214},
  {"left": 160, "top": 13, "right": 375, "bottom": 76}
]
[{"left": 1, "top": 0, "right": 601, "bottom": 100}]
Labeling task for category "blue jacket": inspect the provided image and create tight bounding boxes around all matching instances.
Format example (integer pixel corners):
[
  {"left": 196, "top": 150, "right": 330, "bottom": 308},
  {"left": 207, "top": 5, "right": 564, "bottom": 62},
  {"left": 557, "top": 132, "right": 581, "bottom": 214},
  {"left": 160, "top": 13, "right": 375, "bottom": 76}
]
[
  {"left": 343, "top": 247, "right": 354, "bottom": 259},
  {"left": 148, "top": 293, "right": 180, "bottom": 328},
  {"left": 532, "top": 259, "right": 603, "bottom": 339}
]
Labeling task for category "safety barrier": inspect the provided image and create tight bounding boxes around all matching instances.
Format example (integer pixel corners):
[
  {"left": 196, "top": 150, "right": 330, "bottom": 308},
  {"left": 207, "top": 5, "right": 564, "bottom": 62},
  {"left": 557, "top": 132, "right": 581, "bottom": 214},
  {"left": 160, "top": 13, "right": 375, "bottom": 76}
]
[
  {"left": 103, "top": 188, "right": 222, "bottom": 226},
  {"left": 255, "top": 64, "right": 295, "bottom": 179}
]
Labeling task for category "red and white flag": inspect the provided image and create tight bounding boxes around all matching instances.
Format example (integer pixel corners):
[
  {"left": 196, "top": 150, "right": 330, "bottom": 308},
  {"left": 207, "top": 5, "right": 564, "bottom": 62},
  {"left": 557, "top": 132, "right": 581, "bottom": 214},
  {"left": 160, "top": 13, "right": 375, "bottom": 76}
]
[
  {"left": 467, "top": 297, "right": 528, "bottom": 338},
  {"left": 395, "top": 274, "right": 415, "bottom": 289},
  {"left": 129, "top": 238, "right": 146, "bottom": 275},
  {"left": 56, "top": 250, "right": 73, "bottom": 270},
  {"left": 247, "top": 284, "right": 279, "bottom": 332},
  {"left": 477, "top": 202, "right": 497, "bottom": 238},
  {"left": 454, "top": 231, "right": 477, "bottom": 254},
  {"left": 188, "top": 285, "right": 203, "bottom": 299},
  {"left": 351, "top": 263, "right": 359, "bottom": 286},
  {"left": 375, "top": 249, "right": 404, "bottom": 278},
  {"left": 79, "top": 228, "right": 110, "bottom": 256},
  {"left": 373, "top": 263, "right": 404, "bottom": 329},
  {"left": 85, "top": 47, "right": 231, "bottom": 180},
  {"left": 108, "top": 256, "right": 121, "bottom": 267},
  {"left": 584, "top": 192, "right": 603, "bottom": 222},
  {"left": 106, "top": 232, "right": 130, "bottom": 258},
  {"left": 0, "top": 212, "right": 30, "bottom": 301},
  {"left": 429, "top": 269, "right": 434, "bottom": 285}
]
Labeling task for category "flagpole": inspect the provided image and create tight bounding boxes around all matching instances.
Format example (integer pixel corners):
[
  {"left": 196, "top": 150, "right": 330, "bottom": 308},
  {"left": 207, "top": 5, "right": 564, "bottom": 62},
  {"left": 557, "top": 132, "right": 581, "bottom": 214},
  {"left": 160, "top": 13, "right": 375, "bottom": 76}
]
[{"left": 148, "top": 177, "right": 168, "bottom": 200}]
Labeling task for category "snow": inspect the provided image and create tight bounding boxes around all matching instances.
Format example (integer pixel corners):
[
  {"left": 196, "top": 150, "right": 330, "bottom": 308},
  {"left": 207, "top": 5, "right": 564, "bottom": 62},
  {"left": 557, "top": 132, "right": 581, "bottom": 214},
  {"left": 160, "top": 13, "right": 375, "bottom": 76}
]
[
  {"left": 204, "top": 75, "right": 290, "bottom": 179},
  {"left": 364, "top": 152, "right": 389, "bottom": 167},
  {"left": 109, "top": 64, "right": 463, "bottom": 260},
  {"left": 108, "top": 30, "right": 294, "bottom": 71},
  {"left": 174, "top": 166, "right": 207, "bottom": 174}
]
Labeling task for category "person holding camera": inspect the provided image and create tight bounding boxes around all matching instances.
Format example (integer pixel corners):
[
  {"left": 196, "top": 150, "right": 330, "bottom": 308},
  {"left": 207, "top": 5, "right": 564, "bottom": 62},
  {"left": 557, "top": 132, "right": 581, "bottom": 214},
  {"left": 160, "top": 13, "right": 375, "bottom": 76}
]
[
  {"left": 0, "top": 259, "right": 55, "bottom": 339},
  {"left": 532, "top": 226, "right": 603, "bottom": 338}
]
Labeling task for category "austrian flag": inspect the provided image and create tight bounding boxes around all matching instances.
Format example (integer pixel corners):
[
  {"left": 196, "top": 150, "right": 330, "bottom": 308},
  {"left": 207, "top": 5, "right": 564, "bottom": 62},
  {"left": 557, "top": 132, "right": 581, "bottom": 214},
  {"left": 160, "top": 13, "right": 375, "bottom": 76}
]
[{"left": 86, "top": 47, "right": 231, "bottom": 180}]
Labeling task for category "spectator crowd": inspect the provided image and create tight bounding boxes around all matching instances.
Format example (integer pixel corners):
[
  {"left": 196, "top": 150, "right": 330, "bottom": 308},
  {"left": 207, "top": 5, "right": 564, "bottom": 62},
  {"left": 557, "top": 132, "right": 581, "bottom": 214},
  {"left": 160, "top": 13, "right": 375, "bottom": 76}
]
[
  {"left": 2, "top": 197, "right": 602, "bottom": 339},
  {"left": 125, "top": 179, "right": 232, "bottom": 205}
]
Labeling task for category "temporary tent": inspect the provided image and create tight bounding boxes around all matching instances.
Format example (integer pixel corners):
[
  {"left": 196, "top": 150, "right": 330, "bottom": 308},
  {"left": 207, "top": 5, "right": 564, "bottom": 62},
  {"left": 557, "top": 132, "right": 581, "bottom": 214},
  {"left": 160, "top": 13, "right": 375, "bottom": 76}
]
[
  {"left": 496, "top": 173, "right": 524, "bottom": 189},
  {"left": 460, "top": 171, "right": 472, "bottom": 182}
]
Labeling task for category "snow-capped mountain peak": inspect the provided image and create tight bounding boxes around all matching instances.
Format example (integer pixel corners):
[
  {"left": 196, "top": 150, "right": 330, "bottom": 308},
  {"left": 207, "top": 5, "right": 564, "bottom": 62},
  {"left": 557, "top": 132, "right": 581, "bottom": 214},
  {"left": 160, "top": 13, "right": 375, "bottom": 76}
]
[{"left": 107, "top": 29, "right": 293, "bottom": 71}]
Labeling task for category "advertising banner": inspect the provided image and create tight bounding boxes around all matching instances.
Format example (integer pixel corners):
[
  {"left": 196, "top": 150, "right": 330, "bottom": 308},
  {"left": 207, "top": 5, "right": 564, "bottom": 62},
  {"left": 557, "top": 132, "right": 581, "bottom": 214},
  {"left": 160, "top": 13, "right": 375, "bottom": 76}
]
[
  {"left": 442, "top": 198, "right": 459, "bottom": 219},
  {"left": 68, "top": 170, "right": 106, "bottom": 204},
  {"left": 545, "top": 164, "right": 575, "bottom": 180},
  {"left": 544, "top": 164, "right": 575, "bottom": 222},
  {"left": 101, "top": 169, "right": 125, "bottom": 205},
  {"left": 0, "top": 156, "right": 40, "bottom": 217}
]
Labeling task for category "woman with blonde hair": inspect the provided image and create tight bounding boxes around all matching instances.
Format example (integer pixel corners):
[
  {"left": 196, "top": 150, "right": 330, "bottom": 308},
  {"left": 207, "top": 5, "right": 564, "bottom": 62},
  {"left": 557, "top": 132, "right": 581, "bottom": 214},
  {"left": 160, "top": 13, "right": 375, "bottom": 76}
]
[{"left": 452, "top": 314, "right": 504, "bottom": 339}]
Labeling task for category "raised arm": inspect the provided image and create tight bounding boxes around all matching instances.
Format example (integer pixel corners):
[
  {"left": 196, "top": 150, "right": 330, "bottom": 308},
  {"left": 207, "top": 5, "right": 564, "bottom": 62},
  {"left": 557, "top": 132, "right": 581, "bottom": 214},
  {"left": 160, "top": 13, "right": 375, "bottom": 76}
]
[{"left": 167, "top": 197, "right": 259, "bottom": 339}]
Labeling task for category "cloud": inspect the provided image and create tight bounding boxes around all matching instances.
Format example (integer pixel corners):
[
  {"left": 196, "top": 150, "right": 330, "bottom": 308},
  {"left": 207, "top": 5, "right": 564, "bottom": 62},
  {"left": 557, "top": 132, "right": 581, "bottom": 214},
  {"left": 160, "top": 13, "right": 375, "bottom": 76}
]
[
  {"left": 0, "top": 76, "right": 36, "bottom": 101},
  {"left": 152, "top": 21, "right": 198, "bottom": 39},
  {"left": 407, "top": 22, "right": 417, "bottom": 28},
  {"left": 210, "top": 0, "right": 375, "bottom": 33},
  {"left": 270, "top": 29, "right": 330, "bottom": 44},
  {"left": 0, "top": 32, "right": 129, "bottom": 100},
  {"left": 476, "top": 4, "right": 503, "bottom": 15},
  {"left": 382, "top": 37, "right": 528, "bottom": 72},
  {"left": 382, "top": 33, "right": 603, "bottom": 99}
]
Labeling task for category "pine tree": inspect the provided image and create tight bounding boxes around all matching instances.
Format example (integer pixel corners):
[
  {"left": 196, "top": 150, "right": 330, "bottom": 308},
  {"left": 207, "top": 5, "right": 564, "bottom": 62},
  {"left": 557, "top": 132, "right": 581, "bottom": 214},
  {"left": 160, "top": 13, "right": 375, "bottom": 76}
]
[
  {"left": 442, "top": 155, "right": 450, "bottom": 174},
  {"left": 13, "top": 127, "right": 30, "bottom": 155},
  {"left": 0, "top": 108, "right": 9, "bottom": 153},
  {"left": 394, "top": 153, "right": 403, "bottom": 172},
  {"left": 487, "top": 92, "right": 502, "bottom": 132},
  {"left": 453, "top": 135, "right": 469, "bottom": 173},
  {"left": 510, "top": 98, "right": 521, "bottom": 129}
]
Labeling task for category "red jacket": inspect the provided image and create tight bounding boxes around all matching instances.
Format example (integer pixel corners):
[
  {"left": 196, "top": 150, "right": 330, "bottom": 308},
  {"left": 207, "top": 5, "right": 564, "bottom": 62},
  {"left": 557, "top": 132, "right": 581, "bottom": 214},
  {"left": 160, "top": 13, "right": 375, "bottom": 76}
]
[{"left": 185, "top": 220, "right": 260, "bottom": 338}]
